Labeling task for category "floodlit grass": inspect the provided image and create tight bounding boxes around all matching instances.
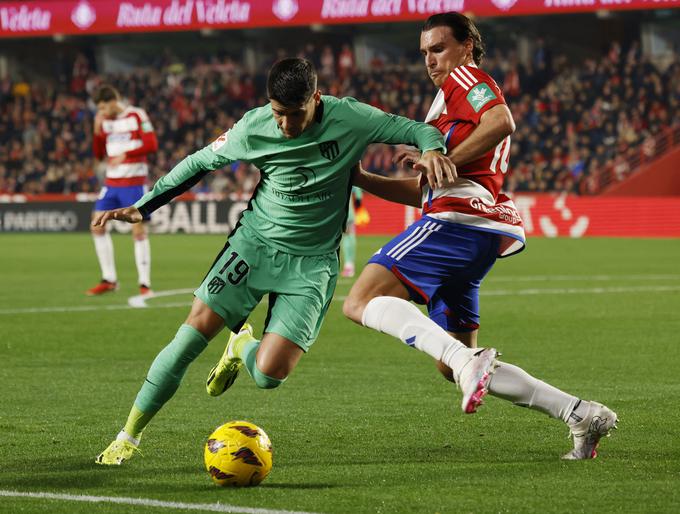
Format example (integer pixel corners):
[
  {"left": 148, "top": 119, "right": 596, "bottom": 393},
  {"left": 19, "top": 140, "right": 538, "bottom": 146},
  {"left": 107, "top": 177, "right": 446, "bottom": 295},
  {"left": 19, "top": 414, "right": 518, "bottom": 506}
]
[{"left": 1, "top": 234, "right": 679, "bottom": 513}]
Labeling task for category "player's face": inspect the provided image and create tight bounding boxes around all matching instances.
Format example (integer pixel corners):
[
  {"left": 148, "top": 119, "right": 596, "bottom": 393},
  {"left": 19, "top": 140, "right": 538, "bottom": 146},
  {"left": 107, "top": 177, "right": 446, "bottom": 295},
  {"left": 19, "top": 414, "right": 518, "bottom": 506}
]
[
  {"left": 96, "top": 99, "right": 119, "bottom": 118},
  {"left": 420, "top": 26, "right": 473, "bottom": 87},
  {"left": 270, "top": 90, "right": 322, "bottom": 139}
]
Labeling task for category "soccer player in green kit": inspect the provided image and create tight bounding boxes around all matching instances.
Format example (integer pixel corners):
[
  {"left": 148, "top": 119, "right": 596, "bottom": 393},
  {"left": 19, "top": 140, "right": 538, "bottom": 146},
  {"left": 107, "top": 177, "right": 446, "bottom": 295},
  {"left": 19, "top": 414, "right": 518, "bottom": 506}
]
[
  {"left": 93, "top": 58, "right": 497, "bottom": 465},
  {"left": 341, "top": 186, "right": 363, "bottom": 277}
]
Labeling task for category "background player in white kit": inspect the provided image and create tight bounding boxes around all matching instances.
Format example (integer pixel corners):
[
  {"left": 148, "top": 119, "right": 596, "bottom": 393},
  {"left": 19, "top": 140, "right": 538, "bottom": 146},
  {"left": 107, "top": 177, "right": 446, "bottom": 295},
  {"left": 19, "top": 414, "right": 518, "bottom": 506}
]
[
  {"left": 87, "top": 85, "right": 158, "bottom": 296},
  {"left": 345, "top": 12, "right": 618, "bottom": 460}
]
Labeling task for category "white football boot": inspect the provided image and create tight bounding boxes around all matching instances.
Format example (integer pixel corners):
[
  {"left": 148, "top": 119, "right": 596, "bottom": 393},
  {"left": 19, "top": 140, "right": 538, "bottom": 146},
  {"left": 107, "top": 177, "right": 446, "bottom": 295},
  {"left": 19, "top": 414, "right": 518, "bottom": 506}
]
[
  {"left": 456, "top": 347, "right": 498, "bottom": 414},
  {"left": 562, "top": 401, "right": 618, "bottom": 460}
]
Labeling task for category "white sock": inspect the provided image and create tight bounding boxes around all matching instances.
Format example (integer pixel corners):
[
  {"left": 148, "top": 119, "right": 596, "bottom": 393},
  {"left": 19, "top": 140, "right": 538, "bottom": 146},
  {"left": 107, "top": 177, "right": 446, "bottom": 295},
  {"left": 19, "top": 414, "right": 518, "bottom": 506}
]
[
  {"left": 134, "top": 238, "right": 151, "bottom": 287},
  {"left": 116, "top": 430, "right": 140, "bottom": 446},
  {"left": 362, "top": 296, "right": 473, "bottom": 380},
  {"left": 93, "top": 233, "right": 117, "bottom": 283},
  {"left": 487, "top": 362, "right": 580, "bottom": 423}
]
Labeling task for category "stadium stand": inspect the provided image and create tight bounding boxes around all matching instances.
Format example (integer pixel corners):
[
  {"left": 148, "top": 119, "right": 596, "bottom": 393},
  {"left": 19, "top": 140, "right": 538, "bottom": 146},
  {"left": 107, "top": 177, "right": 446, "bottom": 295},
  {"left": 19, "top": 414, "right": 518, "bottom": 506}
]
[{"left": 0, "top": 40, "right": 678, "bottom": 196}]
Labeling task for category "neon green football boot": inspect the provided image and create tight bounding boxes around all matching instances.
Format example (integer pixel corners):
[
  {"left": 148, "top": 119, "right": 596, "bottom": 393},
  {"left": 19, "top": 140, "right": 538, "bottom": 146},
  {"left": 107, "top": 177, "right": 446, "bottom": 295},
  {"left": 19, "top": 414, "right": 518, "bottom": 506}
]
[
  {"left": 206, "top": 323, "right": 254, "bottom": 397},
  {"left": 95, "top": 434, "right": 141, "bottom": 465}
]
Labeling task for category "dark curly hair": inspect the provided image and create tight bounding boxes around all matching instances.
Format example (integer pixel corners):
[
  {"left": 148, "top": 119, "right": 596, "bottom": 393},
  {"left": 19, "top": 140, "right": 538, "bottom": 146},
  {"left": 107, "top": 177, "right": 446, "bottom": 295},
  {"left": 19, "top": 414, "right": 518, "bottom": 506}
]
[{"left": 423, "top": 12, "right": 485, "bottom": 66}]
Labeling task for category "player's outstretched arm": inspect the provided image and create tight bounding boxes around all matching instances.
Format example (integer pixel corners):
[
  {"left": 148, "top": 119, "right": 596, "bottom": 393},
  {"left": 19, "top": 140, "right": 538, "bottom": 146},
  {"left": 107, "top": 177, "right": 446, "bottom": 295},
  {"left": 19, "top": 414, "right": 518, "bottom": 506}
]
[
  {"left": 92, "top": 206, "right": 143, "bottom": 227},
  {"left": 352, "top": 163, "right": 421, "bottom": 208}
]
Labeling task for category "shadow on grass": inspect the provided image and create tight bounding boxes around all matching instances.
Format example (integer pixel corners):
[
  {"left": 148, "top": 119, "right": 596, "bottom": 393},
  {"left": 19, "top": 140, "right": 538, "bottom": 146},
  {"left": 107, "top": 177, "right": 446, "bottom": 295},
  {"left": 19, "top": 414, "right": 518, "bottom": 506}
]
[{"left": 261, "top": 483, "right": 337, "bottom": 490}]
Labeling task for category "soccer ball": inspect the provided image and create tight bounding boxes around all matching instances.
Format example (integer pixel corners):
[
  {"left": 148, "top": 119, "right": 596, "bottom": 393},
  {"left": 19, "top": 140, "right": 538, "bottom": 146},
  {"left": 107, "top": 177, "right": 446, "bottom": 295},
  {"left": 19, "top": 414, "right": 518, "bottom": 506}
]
[{"left": 204, "top": 420, "right": 273, "bottom": 487}]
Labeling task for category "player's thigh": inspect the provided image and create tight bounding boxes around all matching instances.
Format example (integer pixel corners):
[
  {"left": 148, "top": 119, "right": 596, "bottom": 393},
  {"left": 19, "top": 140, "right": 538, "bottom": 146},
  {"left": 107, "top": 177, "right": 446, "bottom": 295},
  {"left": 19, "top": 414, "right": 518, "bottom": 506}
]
[
  {"left": 428, "top": 286, "right": 483, "bottom": 334},
  {"left": 344, "top": 263, "right": 410, "bottom": 322},
  {"left": 365, "top": 217, "right": 450, "bottom": 305},
  {"left": 184, "top": 296, "right": 226, "bottom": 341},
  {"left": 265, "top": 251, "right": 339, "bottom": 352},
  {"left": 194, "top": 231, "right": 268, "bottom": 333},
  {"left": 428, "top": 229, "right": 499, "bottom": 332}
]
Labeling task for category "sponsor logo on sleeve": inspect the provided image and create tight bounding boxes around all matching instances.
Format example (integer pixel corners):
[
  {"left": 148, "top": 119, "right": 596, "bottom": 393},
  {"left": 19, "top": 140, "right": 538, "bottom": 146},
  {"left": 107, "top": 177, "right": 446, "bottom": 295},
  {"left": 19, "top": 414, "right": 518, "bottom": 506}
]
[
  {"left": 211, "top": 132, "right": 228, "bottom": 152},
  {"left": 466, "top": 83, "right": 497, "bottom": 113}
]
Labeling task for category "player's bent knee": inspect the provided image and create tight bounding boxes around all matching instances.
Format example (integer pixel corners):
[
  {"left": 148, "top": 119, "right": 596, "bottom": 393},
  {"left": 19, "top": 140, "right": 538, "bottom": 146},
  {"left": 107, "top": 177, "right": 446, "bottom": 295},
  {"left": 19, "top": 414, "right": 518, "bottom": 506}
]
[{"left": 342, "top": 295, "right": 366, "bottom": 324}]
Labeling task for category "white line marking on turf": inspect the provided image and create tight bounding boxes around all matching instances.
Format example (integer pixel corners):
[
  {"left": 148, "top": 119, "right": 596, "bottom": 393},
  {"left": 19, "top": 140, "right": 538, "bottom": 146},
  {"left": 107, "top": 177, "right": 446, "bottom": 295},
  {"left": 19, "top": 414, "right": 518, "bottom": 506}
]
[
  {"left": 128, "top": 288, "right": 195, "bottom": 308},
  {"left": 0, "top": 302, "right": 192, "bottom": 315},
  {"left": 481, "top": 285, "right": 680, "bottom": 296},
  {"left": 1, "top": 284, "right": 678, "bottom": 316},
  {"left": 487, "top": 274, "right": 680, "bottom": 282},
  {"left": 0, "top": 490, "right": 320, "bottom": 514}
]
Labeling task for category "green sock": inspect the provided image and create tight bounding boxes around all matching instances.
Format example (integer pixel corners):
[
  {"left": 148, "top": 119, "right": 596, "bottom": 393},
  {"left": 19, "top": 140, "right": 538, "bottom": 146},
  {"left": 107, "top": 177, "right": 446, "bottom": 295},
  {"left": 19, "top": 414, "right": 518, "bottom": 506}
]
[
  {"left": 127, "top": 324, "right": 209, "bottom": 437},
  {"left": 123, "top": 405, "right": 154, "bottom": 441},
  {"left": 342, "top": 233, "right": 356, "bottom": 267},
  {"left": 240, "top": 338, "right": 285, "bottom": 389}
]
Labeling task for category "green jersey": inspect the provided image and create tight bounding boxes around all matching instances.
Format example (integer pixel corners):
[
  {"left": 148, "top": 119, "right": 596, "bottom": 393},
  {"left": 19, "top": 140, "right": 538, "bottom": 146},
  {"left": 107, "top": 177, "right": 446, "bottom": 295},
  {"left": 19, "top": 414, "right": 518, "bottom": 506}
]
[{"left": 135, "top": 95, "right": 445, "bottom": 255}]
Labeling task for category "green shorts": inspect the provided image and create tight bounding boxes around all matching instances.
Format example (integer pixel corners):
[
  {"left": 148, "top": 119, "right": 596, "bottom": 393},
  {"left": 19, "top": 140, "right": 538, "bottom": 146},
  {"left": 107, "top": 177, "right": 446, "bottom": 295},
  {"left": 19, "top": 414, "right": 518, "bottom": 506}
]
[{"left": 195, "top": 224, "right": 339, "bottom": 352}]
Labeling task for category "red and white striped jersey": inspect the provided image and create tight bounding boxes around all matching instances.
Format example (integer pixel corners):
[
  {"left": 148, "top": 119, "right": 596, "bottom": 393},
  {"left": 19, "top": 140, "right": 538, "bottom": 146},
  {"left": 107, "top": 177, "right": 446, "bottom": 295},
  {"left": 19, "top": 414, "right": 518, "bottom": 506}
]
[
  {"left": 93, "top": 105, "right": 158, "bottom": 187},
  {"left": 423, "top": 64, "right": 525, "bottom": 256}
]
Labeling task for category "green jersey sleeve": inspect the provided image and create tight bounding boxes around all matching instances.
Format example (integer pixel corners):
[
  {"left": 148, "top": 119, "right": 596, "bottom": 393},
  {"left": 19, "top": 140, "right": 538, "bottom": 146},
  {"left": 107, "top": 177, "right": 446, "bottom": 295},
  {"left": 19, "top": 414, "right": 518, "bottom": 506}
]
[
  {"left": 134, "top": 116, "right": 251, "bottom": 216},
  {"left": 341, "top": 97, "right": 446, "bottom": 153}
]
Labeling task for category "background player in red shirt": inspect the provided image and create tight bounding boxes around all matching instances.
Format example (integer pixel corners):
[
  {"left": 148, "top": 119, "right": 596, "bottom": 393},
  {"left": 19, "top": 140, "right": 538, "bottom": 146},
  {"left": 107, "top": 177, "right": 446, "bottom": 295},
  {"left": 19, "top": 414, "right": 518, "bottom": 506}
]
[
  {"left": 88, "top": 85, "right": 158, "bottom": 296},
  {"left": 345, "top": 12, "right": 617, "bottom": 460}
]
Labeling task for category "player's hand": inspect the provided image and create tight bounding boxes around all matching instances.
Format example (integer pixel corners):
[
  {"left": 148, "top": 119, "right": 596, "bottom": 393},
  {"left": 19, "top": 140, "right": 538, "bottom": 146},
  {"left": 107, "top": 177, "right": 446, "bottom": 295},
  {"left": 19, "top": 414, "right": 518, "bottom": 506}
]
[
  {"left": 413, "top": 150, "right": 457, "bottom": 190},
  {"left": 394, "top": 148, "right": 421, "bottom": 169},
  {"left": 91, "top": 207, "right": 143, "bottom": 227},
  {"left": 108, "top": 154, "right": 126, "bottom": 166}
]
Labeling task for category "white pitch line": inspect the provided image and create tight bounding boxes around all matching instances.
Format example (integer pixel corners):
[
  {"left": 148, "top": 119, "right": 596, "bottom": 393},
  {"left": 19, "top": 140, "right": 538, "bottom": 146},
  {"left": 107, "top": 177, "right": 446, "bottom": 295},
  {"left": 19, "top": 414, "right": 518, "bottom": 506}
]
[
  {"left": 481, "top": 285, "right": 680, "bottom": 296},
  {"left": 128, "top": 288, "right": 195, "bottom": 308},
  {"left": 1, "top": 284, "right": 678, "bottom": 317},
  {"left": 487, "top": 274, "right": 680, "bottom": 283},
  {"left": 0, "top": 302, "right": 191, "bottom": 315},
  {"left": 0, "top": 490, "right": 320, "bottom": 514}
]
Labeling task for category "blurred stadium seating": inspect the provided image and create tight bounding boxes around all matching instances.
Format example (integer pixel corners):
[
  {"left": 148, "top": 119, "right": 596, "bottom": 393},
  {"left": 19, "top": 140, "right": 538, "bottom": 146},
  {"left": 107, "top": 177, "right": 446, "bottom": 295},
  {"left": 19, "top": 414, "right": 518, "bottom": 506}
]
[{"left": 1, "top": 21, "right": 678, "bottom": 198}]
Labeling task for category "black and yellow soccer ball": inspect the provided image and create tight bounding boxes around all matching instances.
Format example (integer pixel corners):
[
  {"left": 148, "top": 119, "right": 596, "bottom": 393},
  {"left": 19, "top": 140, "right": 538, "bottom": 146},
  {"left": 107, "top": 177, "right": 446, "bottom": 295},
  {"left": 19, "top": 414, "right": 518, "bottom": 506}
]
[{"left": 204, "top": 420, "right": 273, "bottom": 487}]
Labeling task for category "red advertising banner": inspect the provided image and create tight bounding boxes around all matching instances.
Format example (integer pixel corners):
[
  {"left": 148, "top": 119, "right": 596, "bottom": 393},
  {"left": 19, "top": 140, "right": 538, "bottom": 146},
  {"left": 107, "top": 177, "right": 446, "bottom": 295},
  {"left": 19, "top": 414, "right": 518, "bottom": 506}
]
[
  {"left": 1, "top": 192, "right": 678, "bottom": 236},
  {"left": 356, "top": 193, "right": 680, "bottom": 238},
  {"left": 1, "top": 0, "right": 678, "bottom": 38}
]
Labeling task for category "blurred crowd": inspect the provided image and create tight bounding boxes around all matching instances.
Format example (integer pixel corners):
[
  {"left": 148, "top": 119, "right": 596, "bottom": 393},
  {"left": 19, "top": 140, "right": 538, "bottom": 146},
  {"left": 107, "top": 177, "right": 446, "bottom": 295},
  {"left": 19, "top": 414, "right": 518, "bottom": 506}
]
[{"left": 1, "top": 39, "right": 678, "bottom": 197}]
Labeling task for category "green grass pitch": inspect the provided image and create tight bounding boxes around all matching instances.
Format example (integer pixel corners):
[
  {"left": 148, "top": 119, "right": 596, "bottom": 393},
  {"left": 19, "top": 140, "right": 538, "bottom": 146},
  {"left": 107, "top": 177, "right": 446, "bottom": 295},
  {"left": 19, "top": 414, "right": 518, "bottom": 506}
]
[{"left": 1, "top": 233, "right": 679, "bottom": 513}]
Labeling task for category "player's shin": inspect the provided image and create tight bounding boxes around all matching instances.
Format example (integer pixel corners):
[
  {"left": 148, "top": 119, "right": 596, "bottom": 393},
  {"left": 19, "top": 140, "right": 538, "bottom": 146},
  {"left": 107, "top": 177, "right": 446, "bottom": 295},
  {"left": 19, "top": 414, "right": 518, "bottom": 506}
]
[
  {"left": 125, "top": 324, "right": 209, "bottom": 438},
  {"left": 134, "top": 237, "right": 151, "bottom": 287},
  {"left": 361, "top": 296, "right": 473, "bottom": 377},
  {"left": 93, "top": 232, "right": 117, "bottom": 282},
  {"left": 487, "top": 362, "right": 581, "bottom": 422}
]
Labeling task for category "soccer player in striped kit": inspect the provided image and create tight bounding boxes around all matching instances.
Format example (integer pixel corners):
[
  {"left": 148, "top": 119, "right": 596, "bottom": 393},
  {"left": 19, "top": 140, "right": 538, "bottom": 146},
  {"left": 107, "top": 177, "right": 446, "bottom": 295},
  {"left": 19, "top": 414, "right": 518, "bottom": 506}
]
[
  {"left": 87, "top": 85, "right": 158, "bottom": 296},
  {"left": 344, "top": 12, "right": 617, "bottom": 460}
]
